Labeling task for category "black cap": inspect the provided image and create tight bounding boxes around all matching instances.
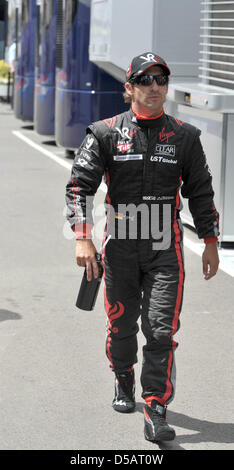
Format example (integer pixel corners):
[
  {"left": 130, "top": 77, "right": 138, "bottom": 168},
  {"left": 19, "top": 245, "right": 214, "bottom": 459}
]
[{"left": 126, "top": 52, "right": 171, "bottom": 82}]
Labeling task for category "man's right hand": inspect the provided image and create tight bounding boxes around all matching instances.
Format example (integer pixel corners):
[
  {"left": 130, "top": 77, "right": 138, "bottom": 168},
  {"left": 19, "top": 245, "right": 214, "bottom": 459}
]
[{"left": 76, "top": 239, "right": 98, "bottom": 281}]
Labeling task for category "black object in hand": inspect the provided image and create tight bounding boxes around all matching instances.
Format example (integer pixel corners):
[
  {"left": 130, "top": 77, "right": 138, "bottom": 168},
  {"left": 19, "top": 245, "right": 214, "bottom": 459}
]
[{"left": 76, "top": 253, "right": 104, "bottom": 311}]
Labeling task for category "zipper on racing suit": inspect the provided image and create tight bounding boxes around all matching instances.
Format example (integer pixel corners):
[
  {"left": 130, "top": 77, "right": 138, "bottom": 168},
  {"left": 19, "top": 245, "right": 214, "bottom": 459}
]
[
  {"left": 142, "top": 127, "right": 158, "bottom": 199},
  {"left": 140, "top": 127, "right": 159, "bottom": 252}
]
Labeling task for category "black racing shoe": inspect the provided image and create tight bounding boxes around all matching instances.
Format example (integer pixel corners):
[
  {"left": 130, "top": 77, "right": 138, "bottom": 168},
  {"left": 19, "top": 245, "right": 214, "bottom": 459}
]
[
  {"left": 112, "top": 369, "right": 136, "bottom": 413},
  {"left": 144, "top": 400, "right": 176, "bottom": 442}
]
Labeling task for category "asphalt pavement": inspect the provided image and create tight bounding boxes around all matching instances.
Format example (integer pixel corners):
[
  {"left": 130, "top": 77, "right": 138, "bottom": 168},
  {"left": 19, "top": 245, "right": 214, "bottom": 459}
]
[{"left": 0, "top": 101, "right": 233, "bottom": 451}]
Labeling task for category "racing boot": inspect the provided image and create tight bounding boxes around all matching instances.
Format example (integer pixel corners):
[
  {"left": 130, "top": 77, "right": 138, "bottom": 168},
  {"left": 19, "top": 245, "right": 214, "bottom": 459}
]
[
  {"left": 144, "top": 399, "right": 176, "bottom": 442},
  {"left": 112, "top": 369, "right": 136, "bottom": 413}
]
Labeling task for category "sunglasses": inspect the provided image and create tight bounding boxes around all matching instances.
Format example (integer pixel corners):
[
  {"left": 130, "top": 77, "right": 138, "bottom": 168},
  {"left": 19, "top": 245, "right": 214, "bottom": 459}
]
[{"left": 131, "top": 74, "right": 168, "bottom": 87}]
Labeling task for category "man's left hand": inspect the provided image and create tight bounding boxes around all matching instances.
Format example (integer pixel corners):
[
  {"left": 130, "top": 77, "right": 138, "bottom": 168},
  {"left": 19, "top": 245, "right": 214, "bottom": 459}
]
[{"left": 202, "top": 242, "right": 219, "bottom": 280}]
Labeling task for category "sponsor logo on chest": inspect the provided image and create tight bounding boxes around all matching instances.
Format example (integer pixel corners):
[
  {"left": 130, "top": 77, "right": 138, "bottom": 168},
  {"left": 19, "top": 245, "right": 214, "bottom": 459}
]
[
  {"left": 150, "top": 155, "right": 177, "bottom": 164},
  {"left": 114, "top": 154, "right": 143, "bottom": 161},
  {"left": 151, "top": 144, "right": 177, "bottom": 164},
  {"left": 155, "top": 144, "right": 176, "bottom": 157},
  {"left": 116, "top": 142, "right": 134, "bottom": 154},
  {"left": 115, "top": 126, "right": 137, "bottom": 154}
]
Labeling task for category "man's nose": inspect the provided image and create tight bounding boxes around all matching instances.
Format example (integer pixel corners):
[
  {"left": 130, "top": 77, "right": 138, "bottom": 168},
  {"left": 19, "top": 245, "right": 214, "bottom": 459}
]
[{"left": 151, "top": 79, "right": 159, "bottom": 91}]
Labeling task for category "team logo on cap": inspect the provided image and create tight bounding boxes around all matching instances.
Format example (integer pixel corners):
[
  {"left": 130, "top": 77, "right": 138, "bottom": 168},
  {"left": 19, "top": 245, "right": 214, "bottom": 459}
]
[{"left": 140, "top": 53, "right": 159, "bottom": 65}]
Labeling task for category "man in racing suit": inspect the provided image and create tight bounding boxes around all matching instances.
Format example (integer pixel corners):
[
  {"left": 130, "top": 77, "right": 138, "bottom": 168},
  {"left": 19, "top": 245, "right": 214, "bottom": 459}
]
[{"left": 65, "top": 52, "right": 219, "bottom": 442}]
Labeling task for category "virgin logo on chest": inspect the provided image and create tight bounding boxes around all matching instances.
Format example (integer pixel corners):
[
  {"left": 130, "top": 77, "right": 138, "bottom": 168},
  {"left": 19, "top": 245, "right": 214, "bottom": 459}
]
[{"left": 158, "top": 127, "right": 175, "bottom": 144}]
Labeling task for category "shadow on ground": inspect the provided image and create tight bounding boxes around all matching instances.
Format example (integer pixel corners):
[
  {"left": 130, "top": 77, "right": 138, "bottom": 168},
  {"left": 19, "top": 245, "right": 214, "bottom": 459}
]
[
  {"left": 0, "top": 309, "right": 22, "bottom": 322},
  {"left": 135, "top": 402, "right": 234, "bottom": 450}
]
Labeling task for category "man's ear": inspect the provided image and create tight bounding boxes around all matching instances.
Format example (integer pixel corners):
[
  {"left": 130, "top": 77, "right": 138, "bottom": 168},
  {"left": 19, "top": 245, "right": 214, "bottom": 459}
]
[{"left": 125, "top": 81, "right": 134, "bottom": 99}]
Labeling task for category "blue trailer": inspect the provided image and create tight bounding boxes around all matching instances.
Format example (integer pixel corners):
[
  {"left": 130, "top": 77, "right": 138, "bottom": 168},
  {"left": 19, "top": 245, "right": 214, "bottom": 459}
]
[
  {"left": 34, "top": 0, "right": 57, "bottom": 135},
  {"left": 14, "top": 0, "right": 36, "bottom": 121},
  {"left": 55, "top": 0, "right": 128, "bottom": 150}
]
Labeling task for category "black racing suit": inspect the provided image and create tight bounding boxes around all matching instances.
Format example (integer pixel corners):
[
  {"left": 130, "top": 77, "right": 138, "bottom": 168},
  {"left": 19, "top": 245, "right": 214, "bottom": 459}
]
[{"left": 65, "top": 108, "right": 219, "bottom": 405}]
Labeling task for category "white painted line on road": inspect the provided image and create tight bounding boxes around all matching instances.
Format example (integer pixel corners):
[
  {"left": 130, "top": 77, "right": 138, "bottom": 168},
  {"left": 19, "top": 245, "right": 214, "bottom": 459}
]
[
  {"left": 12, "top": 130, "right": 108, "bottom": 194},
  {"left": 12, "top": 130, "right": 72, "bottom": 171},
  {"left": 12, "top": 130, "right": 234, "bottom": 277}
]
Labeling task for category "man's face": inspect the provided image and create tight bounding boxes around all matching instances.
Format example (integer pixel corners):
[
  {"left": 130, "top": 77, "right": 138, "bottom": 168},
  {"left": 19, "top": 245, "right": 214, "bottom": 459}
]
[{"left": 125, "top": 65, "right": 168, "bottom": 114}]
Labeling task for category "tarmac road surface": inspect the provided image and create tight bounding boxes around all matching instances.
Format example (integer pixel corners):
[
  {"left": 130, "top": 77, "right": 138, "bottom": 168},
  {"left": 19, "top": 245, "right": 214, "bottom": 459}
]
[{"left": 0, "top": 102, "right": 233, "bottom": 451}]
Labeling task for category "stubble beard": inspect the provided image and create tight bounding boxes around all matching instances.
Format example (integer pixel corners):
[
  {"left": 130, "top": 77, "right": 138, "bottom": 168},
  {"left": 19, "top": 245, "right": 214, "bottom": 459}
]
[{"left": 144, "top": 95, "right": 165, "bottom": 113}]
